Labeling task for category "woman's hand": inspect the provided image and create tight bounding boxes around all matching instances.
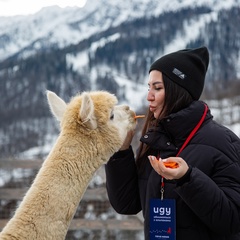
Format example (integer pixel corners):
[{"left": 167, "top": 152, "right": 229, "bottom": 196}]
[
  {"left": 119, "top": 130, "right": 135, "bottom": 151},
  {"left": 148, "top": 156, "right": 189, "bottom": 180}
]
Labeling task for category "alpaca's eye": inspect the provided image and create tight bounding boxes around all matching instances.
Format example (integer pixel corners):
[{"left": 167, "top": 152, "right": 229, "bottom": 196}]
[{"left": 110, "top": 112, "right": 114, "bottom": 120}]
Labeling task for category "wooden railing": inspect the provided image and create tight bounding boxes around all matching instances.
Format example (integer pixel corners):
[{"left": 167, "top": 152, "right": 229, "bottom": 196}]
[{"left": 0, "top": 159, "right": 143, "bottom": 233}]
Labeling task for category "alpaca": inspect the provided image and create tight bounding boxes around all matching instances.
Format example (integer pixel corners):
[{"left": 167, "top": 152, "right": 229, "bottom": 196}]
[{"left": 0, "top": 90, "right": 136, "bottom": 240}]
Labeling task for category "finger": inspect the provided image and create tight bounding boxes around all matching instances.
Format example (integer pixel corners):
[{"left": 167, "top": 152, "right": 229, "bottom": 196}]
[
  {"left": 148, "top": 156, "right": 169, "bottom": 176},
  {"left": 148, "top": 155, "right": 159, "bottom": 170}
]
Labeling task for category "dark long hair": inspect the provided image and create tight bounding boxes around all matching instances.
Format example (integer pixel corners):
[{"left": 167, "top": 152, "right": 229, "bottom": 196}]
[{"left": 136, "top": 73, "right": 193, "bottom": 171}]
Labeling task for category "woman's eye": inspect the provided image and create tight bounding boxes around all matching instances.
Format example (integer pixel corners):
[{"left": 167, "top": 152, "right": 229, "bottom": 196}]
[{"left": 148, "top": 86, "right": 162, "bottom": 91}]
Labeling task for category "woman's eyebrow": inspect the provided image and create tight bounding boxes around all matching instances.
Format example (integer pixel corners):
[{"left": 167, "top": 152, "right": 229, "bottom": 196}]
[{"left": 148, "top": 81, "right": 163, "bottom": 86}]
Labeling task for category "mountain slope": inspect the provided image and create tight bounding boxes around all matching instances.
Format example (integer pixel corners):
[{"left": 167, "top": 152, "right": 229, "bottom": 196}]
[{"left": 0, "top": 0, "right": 239, "bottom": 61}]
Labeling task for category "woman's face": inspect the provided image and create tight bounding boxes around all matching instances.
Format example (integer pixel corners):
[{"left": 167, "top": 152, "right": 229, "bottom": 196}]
[{"left": 147, "top": 70, "right": 165, "bottom": 119}]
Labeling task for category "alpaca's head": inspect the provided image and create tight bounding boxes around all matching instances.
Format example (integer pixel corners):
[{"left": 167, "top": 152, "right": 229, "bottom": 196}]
[{"left": 46, "top": 90, "right": 137, "bottom": 162}]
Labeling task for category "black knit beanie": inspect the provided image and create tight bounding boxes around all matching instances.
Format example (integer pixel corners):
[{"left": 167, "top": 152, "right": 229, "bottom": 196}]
[{"left": 149, "top": 46, "right": 209, "bottom": 100}]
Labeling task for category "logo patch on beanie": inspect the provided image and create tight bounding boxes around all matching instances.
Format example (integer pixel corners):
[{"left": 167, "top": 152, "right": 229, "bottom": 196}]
[{"left": 172, "top": 68, "right": 186, "bottom": 80}]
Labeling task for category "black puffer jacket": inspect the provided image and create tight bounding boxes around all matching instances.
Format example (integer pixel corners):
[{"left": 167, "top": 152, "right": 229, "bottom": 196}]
[{"left": 105, "top": 101, "right": 240, "bottom": 240}]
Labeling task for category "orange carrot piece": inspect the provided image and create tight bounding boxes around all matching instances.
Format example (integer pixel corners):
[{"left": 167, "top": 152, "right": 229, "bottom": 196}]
[
  {"left": 134, "top": 115, "right": 145, "bottom": 119},
  {"left": 163, "top": 162, "right": 179, "bottom": 169}
]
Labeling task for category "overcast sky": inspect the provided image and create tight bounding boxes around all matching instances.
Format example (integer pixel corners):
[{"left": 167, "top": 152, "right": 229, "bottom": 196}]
[{"left": 0, "top": 0, "right": 87, "bottom": 16}]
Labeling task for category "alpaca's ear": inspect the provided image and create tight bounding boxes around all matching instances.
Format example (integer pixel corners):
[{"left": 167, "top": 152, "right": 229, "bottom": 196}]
[
  {"left": 46, "top": 90, "right": 67, "bottom": 121},
  {"left": 80, "top": 92, "right": 97, "bottom": 129}
]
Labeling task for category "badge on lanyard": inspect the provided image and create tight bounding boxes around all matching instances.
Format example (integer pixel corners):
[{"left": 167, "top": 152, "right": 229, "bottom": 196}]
[{"left": 149, "top": 199, "right": 176, "bottom": 240}]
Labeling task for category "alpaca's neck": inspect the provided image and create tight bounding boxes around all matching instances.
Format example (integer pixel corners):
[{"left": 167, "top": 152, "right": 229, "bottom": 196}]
[{"left": 0, "top": 134, "right": 101, "bottom": 240}]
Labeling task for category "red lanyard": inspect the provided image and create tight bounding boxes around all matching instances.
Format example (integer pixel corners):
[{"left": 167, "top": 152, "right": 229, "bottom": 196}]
[
  {"left": 176, "top": 103, "right": 208, "bottom": 156},
  {"left": 160, "top": 103, "right": 208, "bottom": 199}
]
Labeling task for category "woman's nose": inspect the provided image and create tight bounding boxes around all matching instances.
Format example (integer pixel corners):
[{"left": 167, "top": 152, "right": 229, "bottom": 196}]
[{"left": 147, "top": 90, "right": 154, "bottom": 101}]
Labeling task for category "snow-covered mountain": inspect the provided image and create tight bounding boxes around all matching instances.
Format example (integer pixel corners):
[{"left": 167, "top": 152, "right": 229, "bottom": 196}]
[
  {"left": 1, "top": 0, "right": 240, "bottom": 158},
  {"left": 0, "top": 0, "right": 239, "bottom": 61}
]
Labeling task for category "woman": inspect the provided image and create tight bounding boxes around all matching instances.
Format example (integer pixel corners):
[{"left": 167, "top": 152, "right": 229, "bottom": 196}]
[{"left": 105, "top": 47, "right": 240, "bottom": 240}]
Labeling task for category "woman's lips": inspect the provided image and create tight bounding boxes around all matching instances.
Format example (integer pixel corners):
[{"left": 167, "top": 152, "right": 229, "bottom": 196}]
[{"left": 149, "top": 105, "right": 156, "bottom": 112}]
